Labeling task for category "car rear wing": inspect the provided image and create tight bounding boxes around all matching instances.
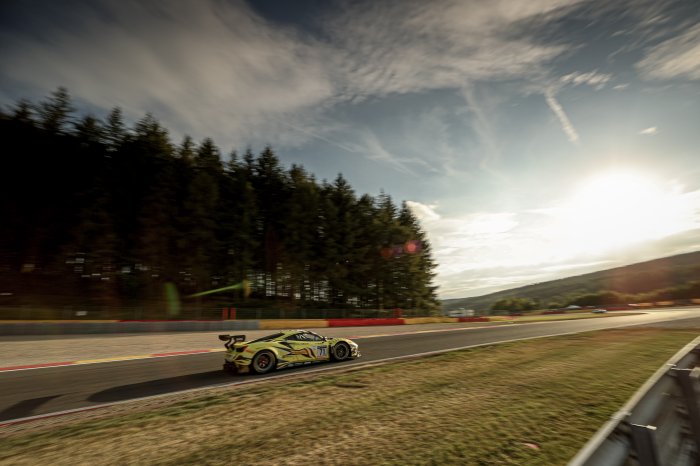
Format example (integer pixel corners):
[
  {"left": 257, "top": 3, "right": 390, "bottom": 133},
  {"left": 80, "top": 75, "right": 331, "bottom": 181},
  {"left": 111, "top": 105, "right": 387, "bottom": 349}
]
[{"left": 219, "top": 334, "right": 246, "bottom": 349}]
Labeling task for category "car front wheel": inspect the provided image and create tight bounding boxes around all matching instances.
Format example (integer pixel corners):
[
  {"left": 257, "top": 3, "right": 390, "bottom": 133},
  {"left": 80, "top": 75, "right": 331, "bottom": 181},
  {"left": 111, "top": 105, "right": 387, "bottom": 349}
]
[
  {"left": 332, "top": 342, "right": 351, "bottom": 361},
  {"left": 251, "top": 350, "right": 276, "bottom": 374}
]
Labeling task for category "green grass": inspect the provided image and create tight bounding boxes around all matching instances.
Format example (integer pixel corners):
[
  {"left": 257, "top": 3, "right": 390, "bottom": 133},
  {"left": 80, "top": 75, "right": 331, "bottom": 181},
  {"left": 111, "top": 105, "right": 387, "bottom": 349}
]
[{"left": 1, "top": 328, "right": 697, "bottom": 466}]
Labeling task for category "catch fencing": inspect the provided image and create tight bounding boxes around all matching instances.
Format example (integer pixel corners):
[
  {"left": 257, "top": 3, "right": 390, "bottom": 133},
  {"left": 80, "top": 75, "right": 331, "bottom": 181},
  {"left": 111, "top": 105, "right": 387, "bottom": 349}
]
[{"left": 569, "top": 336, "right": 700, "bottom": 466}]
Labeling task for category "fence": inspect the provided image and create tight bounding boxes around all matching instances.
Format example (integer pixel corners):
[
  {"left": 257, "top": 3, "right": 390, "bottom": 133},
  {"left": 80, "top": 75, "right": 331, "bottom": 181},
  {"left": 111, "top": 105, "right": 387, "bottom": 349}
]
[
  {"left": 0, "top": 304, "right": 429, "bottom": 321},
  {"left": 569, "top": 336, "right": 700, "bottom": 466}
]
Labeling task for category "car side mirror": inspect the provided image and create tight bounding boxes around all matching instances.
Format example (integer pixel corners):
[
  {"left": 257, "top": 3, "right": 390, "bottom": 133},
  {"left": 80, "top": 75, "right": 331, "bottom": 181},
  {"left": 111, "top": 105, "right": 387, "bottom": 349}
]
[{"left": 218, "top": 334, "right": 231, "bottom": 341}]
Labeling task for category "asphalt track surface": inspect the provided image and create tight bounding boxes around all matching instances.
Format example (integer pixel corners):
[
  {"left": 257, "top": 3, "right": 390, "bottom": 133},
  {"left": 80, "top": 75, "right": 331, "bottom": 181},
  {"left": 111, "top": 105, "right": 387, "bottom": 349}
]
[{"left": 1, "top": 309, "right": 699, "bottom": 423}]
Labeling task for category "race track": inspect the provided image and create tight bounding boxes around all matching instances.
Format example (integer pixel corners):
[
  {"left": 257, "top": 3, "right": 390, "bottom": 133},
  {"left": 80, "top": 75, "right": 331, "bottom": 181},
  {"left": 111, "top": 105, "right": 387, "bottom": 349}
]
[{"left": 1, "top": 309, "right": 699, "bottom": 423}]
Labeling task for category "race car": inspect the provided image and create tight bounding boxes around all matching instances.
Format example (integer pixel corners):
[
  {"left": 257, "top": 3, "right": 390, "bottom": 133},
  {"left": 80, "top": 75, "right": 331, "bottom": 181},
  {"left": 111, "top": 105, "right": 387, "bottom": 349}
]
[{"left": 219, "top": 329, "right": 360, "bottom": 374}]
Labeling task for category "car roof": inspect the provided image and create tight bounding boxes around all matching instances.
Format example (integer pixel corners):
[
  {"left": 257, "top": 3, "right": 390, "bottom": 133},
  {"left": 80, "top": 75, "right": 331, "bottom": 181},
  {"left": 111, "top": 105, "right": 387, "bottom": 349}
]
[{"left": 279, "top": 329, "right": 312, "bottom": 336}]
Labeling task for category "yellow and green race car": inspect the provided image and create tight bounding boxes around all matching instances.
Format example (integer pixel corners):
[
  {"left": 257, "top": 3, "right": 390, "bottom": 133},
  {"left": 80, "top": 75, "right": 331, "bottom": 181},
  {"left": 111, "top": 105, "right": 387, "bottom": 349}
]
[{"left": 219, "top": 329, "right": 361, "bottom": 374}]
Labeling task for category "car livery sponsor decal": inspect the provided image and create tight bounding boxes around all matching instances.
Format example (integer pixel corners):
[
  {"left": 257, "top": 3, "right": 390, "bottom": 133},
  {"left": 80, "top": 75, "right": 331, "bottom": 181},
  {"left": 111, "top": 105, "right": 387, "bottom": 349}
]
[
  {"left": 315, "top": 345, "right": 328, "bottom": 358},
  {"left": 287, "top": 347, "right": 315, "bottom": 358}
]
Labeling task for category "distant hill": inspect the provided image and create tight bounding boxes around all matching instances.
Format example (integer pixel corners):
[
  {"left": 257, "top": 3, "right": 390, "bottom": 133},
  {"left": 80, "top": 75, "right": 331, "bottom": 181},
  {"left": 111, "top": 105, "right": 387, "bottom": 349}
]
[{"left": 442, "top": 250, "right": 700, "bottom": 312}]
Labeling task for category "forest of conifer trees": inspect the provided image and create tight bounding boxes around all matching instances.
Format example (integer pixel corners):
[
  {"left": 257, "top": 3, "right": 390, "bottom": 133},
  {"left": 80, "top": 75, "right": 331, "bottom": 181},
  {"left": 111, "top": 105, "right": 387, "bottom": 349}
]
[{"left": 0, "top": 88, "right": 440, "bottom": 318}]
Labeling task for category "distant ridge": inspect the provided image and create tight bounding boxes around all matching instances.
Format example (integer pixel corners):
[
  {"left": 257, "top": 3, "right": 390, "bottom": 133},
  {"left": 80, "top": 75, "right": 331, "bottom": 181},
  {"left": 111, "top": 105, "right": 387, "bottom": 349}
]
[{"left": 442, "top": 250, "right": 700, "bottom": 311}]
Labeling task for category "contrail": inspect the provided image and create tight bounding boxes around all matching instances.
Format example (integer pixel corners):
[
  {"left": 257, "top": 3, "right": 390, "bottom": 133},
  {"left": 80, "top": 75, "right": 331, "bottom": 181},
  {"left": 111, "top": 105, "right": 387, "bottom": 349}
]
[{"left": 545, "top": 89, "right": 579, "bottom": 144}]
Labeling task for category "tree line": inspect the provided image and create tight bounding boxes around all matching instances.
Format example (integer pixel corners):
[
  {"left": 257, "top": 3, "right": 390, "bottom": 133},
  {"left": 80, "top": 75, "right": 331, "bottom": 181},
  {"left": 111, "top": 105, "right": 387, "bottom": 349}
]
[
  {"left": 0, "top": 88, "right": 440, "bottom": 315},
  {"left": 491, "top": 281, "right": 700, "bottom": 312}
]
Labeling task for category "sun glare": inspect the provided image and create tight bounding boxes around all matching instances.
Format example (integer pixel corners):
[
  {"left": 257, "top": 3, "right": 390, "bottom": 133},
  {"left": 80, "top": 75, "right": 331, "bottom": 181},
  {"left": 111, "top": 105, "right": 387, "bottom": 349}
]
[{"left": 560, "top": 171, "right": 693, "bottom": 254}]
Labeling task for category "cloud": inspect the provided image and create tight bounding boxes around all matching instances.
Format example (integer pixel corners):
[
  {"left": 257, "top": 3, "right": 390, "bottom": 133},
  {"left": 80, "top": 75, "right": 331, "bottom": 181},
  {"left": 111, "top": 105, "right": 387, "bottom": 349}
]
[
  {"left": 405, "top": 201, "right": 441, "bottom": 222},
  {"left": 637, "top": 23, "right": 700, "bottom": 80},
  {"left": 351, "top": 129, "right": 418, "bottom": 176},
  {"left": 326, "top": 0, "right": 579, "bottom": 98},
  {"left": 0, "top": 1, "right": 336, "bottom": 149},
  {"left": 559, "top": 71, "right": 612, "bottom": 89},
  {"left": 639, "top": 126, "right": 658, "bottom": 135},
  {"left": 460, "top": 86, "right": 508, "bottom": 180},
  {"left": 408, "top": 184, "right": 700, "bottom": 298},
  {"left": 544, "top": 89, "right": 580, "bottom": 143},
  {"left": 542, "top": 69, "right": 614, "bottom": 144},
  {"left": 0, "top": 0, "right": 589, "bottom": 175}
]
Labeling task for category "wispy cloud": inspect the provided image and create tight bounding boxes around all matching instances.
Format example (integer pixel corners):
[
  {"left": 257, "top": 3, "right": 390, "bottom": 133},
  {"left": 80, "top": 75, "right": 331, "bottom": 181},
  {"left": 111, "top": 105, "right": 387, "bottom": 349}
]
[
  {"left": 544, "top": 89, "right": 580, "bottom": 144},
  {"left": 326, "top": 0, "right": 577, "bottom": 98},
  {"left": 352, "top": 129, "right": 418, "bottom": 176},
  {"left": 560, "top": 71, "right": 612, "bottom": 89},
  {"left": 0, "top": 1, "right": 336, "bottom": 149},
  {"left": 460, "top": 86, "right": 508, "bottom": 180},
  {"left": 639, "top": 126, "right": 658, "bottom": 135},
  {"left": 0, "top": 0, "right": 587, "bottom": 174},
  {"left": 637, "top": 23, "right": 700, "bottom": 80}
]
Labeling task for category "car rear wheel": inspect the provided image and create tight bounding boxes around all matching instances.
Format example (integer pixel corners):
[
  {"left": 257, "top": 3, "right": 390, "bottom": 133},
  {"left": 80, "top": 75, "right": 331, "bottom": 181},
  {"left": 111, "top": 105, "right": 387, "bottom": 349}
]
[
  {"left": 332, "top": 342, "right": 351, "bottom": 361},
  {"left": 251, "top": 350, "right": 276, "bottom": 374}
]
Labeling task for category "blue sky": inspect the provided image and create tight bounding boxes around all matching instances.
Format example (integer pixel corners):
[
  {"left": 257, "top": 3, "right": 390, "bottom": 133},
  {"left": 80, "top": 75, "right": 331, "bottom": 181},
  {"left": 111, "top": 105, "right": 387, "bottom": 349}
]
[{"left": 2, "top": 0, "right": 699, "bottom": 298}]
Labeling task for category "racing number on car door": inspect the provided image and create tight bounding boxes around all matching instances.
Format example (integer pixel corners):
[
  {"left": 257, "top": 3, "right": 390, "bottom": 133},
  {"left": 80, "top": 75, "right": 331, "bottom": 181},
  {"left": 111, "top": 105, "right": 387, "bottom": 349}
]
[{"left": 314, "top": 344, "right": 329, "bottom": 360}]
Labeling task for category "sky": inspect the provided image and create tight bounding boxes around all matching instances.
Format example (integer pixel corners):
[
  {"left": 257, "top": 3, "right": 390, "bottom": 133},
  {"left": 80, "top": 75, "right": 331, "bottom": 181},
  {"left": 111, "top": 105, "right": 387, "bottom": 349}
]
[{"left": 2, "top": 0, "right": 700, "bottom": 299}]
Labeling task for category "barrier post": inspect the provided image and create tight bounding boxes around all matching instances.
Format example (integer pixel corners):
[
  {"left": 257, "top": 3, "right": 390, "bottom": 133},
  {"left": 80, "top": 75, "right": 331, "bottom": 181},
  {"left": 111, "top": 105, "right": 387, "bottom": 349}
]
[
  {"left": 221, "top": 307, "right": 230, "bottom": 320},
  {"left": 229, "top": 307, "right": 236, "bottom": 320}
]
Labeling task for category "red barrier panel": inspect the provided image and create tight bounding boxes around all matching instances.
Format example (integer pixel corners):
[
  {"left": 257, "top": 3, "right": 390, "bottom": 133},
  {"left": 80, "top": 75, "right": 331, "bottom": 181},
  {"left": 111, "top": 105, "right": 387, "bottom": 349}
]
[
  {"left": 327, "top": 318, "right": 405, "bottom": 327},
  {"left": 456, "top": 317, "right": 490, "bottom": 322}
]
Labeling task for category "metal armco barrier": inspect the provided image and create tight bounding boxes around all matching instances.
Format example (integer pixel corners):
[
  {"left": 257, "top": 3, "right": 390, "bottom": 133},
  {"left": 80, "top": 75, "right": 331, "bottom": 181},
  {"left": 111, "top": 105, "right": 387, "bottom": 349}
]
[{"left": 569, "top": 336, "right": 700, "bottom": 466}]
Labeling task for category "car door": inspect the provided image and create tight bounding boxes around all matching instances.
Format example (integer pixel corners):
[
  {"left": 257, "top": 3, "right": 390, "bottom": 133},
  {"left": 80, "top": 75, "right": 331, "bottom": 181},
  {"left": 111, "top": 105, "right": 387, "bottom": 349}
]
[
  {"left": 282, "top": 332, "right": 316, "bottom": 363},
  {"left": 304, "top": 332, "right": 330, "bottom": 361}
]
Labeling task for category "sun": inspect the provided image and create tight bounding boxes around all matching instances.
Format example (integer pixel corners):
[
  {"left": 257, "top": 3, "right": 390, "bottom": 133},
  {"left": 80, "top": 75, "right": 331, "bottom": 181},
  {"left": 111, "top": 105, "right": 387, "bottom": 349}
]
[{"left": 560, "top": 171, "right": 692, "bottom": 254}]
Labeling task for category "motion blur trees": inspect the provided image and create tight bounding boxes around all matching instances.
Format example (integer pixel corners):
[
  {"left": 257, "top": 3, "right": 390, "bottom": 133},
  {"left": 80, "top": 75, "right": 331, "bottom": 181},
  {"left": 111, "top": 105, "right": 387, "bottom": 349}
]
[
  {"left": 491, "top": 297, "right": 539, "bottom": 312},
  {"left": 0, "top": 89, "right": 439, "bottom": 314}
]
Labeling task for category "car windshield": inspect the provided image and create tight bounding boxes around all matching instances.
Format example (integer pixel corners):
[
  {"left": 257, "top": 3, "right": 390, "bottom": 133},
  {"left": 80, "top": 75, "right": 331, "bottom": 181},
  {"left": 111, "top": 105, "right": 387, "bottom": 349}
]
[{"left": 305, "top": 332, "right": 325, "bottom": 341}]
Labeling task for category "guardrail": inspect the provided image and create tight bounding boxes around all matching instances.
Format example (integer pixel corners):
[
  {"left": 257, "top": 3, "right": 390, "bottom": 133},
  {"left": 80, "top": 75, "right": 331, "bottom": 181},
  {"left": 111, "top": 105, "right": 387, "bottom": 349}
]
[{"left": 569, "top": 336, "right": 700, "bottom": 466}]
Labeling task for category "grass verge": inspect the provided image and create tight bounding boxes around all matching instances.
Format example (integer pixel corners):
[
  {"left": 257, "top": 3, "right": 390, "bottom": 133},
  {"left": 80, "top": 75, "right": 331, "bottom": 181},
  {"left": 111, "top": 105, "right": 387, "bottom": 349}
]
[{"left": 1, "top": 327, "right": 697, "bottom": 466}]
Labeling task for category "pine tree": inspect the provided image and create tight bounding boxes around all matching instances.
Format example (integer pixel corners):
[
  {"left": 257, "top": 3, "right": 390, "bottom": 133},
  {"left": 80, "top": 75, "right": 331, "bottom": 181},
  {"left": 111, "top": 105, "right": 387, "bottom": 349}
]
[
  {"left": 217, "top": 151, "right": 259, "bottom": 296},
  {"left": 186, "top": 138, "right": 222, "bottom": 290},
  {"left": 37, "top": 87, "right": 75, "bottom": 134},
  {"left": 177, "top": 135, "right": 195, "bottom": 160},
  {"left": 319, "top": 174, "right": 363, "bottom": 306},
  {"left": 104, "top": 107, "right": 128, "bottom": 151},
  {"left": 11, "top": 99, "right": 34, "bottom": 125},
  {"left": 251, "top": 147, "right": 289, "bottom": 298},
  {"left": 285, "top": 165, "right": 322, "bottom": 303},
  {"left": 74, "top": 115, "right": 104, "bottom": 145},
  {"left": 131, "top": 113, "right": 177, "bottom": 301},
  {"left": 398, "top": 202, "right": 440, "bottom": 313},
  {"left": 373, "top": 192, "right": 404, "bottom": 310}
]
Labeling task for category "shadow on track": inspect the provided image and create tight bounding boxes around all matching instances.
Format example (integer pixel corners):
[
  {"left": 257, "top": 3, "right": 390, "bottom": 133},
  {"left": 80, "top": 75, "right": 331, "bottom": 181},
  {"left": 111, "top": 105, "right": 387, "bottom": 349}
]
[
  {"left": 0, "top": 395, "right": 63, "bottom": 421},
  {"left": 87, "top": 360, "right": 352, "bottom": 404},
  {"left": 88, "top": 370, "right": 237, "bottom": 403}
]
